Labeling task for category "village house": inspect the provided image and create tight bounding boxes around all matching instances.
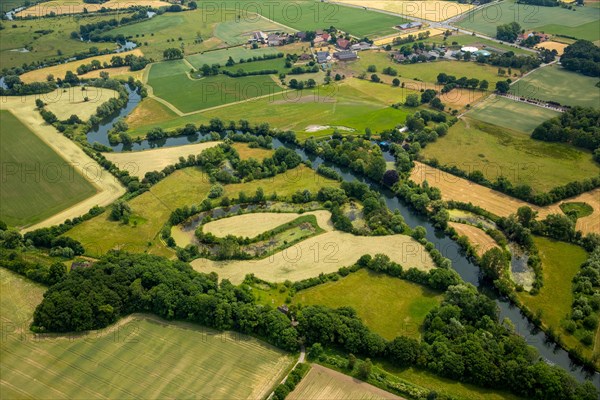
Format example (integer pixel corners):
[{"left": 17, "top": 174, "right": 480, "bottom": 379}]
[
  {"left": 316, "top": 51, "right": 330, "bottom": 64},
  {"left": 267, "top": 33, "right": 288, "bottom": 46},
  {"left": 336, "top": 38, "right": 351, "bottom": 50}
]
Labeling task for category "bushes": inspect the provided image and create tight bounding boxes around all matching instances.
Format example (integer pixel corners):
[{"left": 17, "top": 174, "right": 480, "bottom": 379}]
[
  {"left": 271, "top": 363, "right": 310, "bottom": 400},
  {"left": 316, "top": 165, "right": 342, "bottom": 181},
  {"left": 568, "top": 248, "right": 600, "bottom": 345}
]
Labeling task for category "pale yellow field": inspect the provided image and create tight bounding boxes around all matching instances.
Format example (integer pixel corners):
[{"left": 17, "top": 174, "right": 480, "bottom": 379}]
[
  {"left": 535, "top": 41, "right": 568, "bottom": 56},
  {"left": 17, "top": 0, "right": 171, "bottom": 17},
  {"left": 374, "top": 28, "right": 445, "bottom": 46},
  {"left": 449, "top": 222, "right": 500, "bottom": 256},
  {"left": 335, "top": 0, "right": 473, "bottom": 22},
  {"left": 103, "top": 142, "right": 222, "bottom": 178},
  {"left": 191, "top": 231, "right": 435, "bottom": 284},
  {"left": 202, "top": 210, "right": 334, "bottom": 238},
  {"left": 288, "top": 365, "right": 401, "bottom": 400},
  {"left": 79, "top": 66, "right": 146, "bottom": 81},
  {"left": 411, "top": 162, "right": 600, "bottom": 235},
  {"left": 20, "top": 50, "right": 144, "bottom": 83}
]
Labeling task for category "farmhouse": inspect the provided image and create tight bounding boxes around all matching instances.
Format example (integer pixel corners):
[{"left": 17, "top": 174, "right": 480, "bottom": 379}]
[
  {"left": 249, "top": 31, "right": 268, "bottom": 44},
  {"left": 333, "top": 50, "right": 358, "bottom": 61},
  {"left": 267, "top": 34, "right": 288, "bottom": 46},
  {"left": 316, "top": 51, "right": 330, "bottom": 63},
  {"left": 397, "top": 22, "right": 423, "bottom": 30},
  {"left": 336, "top": 38, "right": 351, "bottom": 50}
]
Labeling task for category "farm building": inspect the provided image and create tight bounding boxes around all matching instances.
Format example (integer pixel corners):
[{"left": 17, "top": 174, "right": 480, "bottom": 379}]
[
  {"left": 351, "top": 42, "right": 373, "bottom": 51},
  {"left": 267, "top": 34, "right": 288, "bottom": 46},
  {"left": 474, "top": 49, "right": 491, "bottom": 57},
  {"left": 397, "top": 22, "right": 423, "bottom": 30},
  {"left": 337, "top": 38, "right": 351, "bottom": 50},
  {"left": 249, "top": 31, "right": 268, "bottom": 44},
  {"left": 333, "top": 50, "right": 358, "bottom": 61},
  {"left": 316, "top": 51, "right": 330, "bottom": 63}
]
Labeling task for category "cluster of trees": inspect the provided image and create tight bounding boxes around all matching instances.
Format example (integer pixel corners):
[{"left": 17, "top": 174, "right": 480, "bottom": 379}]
[
  {"left": 78, "top": 9, "right": 149, "bottom": 42},
  {"left": 496, "top": 22, "right": 521, "bottom": 43},
  {"left": 163, "top": 48, "right": 183, "bottom": 60},
  {"left": 272, "top": 363, "right": 309, "bottom": 400},
  {"left": 222, "top": 68, "right": 278, "bottom": 77},
  {"left": 560, "top": 40, "right": 600, "bottom": 77},
  {"left": 76, "top": 54, "right": 150, "bottom": 75},
  {"left": 239, "top": 53, "right": 284, "bottom": 64},
  {"left": 567, "top": 248, "right": 600, "bottom": 346},
  {"left": 0, "top": 74, "right": 56, "bottom": 96},
  {"left": 518, "top": 0, "right": 559, "bottom": 6},
  {"left": 532, "top": 107, "right": 599, "bottom": 155},
  {"left": 303, "top": 137, "right": 386, "bottom": 182},
  {"left": 316, "top": 164, "right": 342, "bottom": 181},
  {"left": 288, "top": 78, "right": 317, "bottom": 89},
  {"left": 288, "top": 64, "right": 320, "bottom": 75},
  {"left": 392, "top": 30, "right": 430, "bottom": 46},
  {"left": 437, "top": 73, "right": 489, "bottom": 92},
  {"left": 0, "top": 251, "right": 67, "bottom": 286}
]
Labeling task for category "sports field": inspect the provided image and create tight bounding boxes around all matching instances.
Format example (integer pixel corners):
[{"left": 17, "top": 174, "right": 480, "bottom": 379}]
[
  {"left": 0, "top": 14, "right": 118, "bottom": 69},
  {"left": 191, "top": 231, "right": 435, "bottom": 284},
  {"left": 468, "top": 96, "right": 560, "bottom": 134},
  {"left": 66, "top": 163, "right": 338, "bottom": 257},
  {"left": 334, "top": 0, "right": 473, "bottom": 22},
  {"left": 148, "top": 60, "right": 285, "bottom": 113},
  {"left": 19, "top": 49, "right": 144, "bottom": 84},
  {"left": 288, "top": 364, "right": 401, "bottom": 400},
  {"left": 509, "top": 65, "right": 600, "bottom": 108},
  {"left": 0, "top": 269, "right": 293, "bottom": 400},
  {"left": 457, "top": 0, "right": 600, "bottom": 42},
  {"left": 0, "top": 111, "right": 97, "bottom": 227},
  {"left": 421, "top": 118, "right": 600, "bottom": 193},
  {"left": 517, "top": 237, "right": 598, "bottom": 364},
  {"left": 17, "top": 0, "right": 170, "bottom": 16},
  {"left": 293, "top": 269, "right": 442, "bottom": 340}
]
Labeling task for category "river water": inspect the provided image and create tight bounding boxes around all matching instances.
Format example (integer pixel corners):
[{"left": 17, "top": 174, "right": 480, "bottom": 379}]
[{"left": 87, "top": 90, "right": 600, "bottom": 388}]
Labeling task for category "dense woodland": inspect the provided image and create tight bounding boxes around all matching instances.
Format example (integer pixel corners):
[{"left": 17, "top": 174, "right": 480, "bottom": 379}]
[{"left": 560, "top": 40, "right": 600, "bottom": 77}]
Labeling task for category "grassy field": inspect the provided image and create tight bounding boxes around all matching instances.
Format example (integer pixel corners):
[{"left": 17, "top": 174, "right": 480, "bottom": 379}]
[
  {"left": 293, "top": 269, "right": 442, "bottom": 340},
  {"left": 186, "top": 43, "right": 308, "bottom": 69},
  {"left": 457, "top": 0, "right": 600, "bottom": 41},
  {"left": 421, "top": 118, "right": 600, "bottom": 193},
  {"left": 334, "top": 0, "right": 473, "bottom": 22},
  {"left": 509, "top": 65, "right": 600, "bottom": 108},
  {"left": 191, "top": 231, "right": 435, "bottom": 284},
  {"left": 66, "top": 163, "right": 337, "bottom": 257},
  {"left": 214, "top": 16, "right": 295, "bottom": 46},
  {"left": 468, "top": 96, "right": 560, "bottom": 134},
  {"left": 222, "top": 57, "right": 290, "bottom": 74},
  {"left": 0, "top": 269, "right": 293, "bottom": 399},
  {"left": 125, "top": 97, "right": 180, "bottom": 129},
  {"left": 16, "top": 0, "right": 170, "bottom": 16},
  {"left": 129, "top": 79, "right": 415, "bottom": 137},
  {"left": 560, "top": 202, "right": 594, "bottom": 219},
  {"left": 19, "top": 49, "right": 144, "bottom": 83},
  {"left": 0, "top": 14, "right": 119, "bottom": 69},
  {"left": 0, "top": 110, "right": 97, "bottom": 227},
  {"left": 517, "top": 237, "right": 598, "bottom": 364},
  {"left": 288, "top": 364, "right": 401, "bottom": 400},
  {"left": 216, "top": 0, "right": 407, "bottom": 38},
  {"left": 148, "top": 60, "right": 285, "bottom": 113},
  {"left": 434, "top": 34, "right": 533, "bottom": 55}
]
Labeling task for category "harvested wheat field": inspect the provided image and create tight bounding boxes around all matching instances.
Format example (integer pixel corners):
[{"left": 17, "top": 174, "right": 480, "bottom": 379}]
[
  {"left": 534, "top": 41, "right": 568, "bottom": 56},
  {"left": 449, "top": 222, "right": 500, "bottom": 256},
  {"left": 79, "top": 66, "right": 146, "bottom": 81},
  {"left": 20, "top": 50, "right": 144, "bottom": 83},
  {"left": 202, "top": 210, "right": 334, "bottom": 238},
  {"left": 335, "top": 0, "right": 472, "bottom": 22},
  {"left": 191, "top": 231, "right": 435, "bottom": 284},
  {"left": 17, "top": 0, "right": 171, "bottom": 17},
  {"left": 373, "top": 28, "right": 445, "bottom": 46},
  {"left": 103, "top": 142, "right": 221, "bottom": 178},
  {"left": 288, "top": 364, "right": 402, "bottom": 400},
  {"left": 411, "top": 162, "right": 599, "bottom": 235},
  {"left": 0, "top": 94, "right": 125, "bottom": 232}
]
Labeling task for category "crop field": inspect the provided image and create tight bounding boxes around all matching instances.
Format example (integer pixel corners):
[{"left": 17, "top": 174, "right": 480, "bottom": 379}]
[
  {"left": 129, "top": 79, "right": 415, "bottom": 137},
  {"left": 509, "top": 65, "right": 600, "bottom": 108},
  {"left": 0, "top": 14, "right": 119, "bottom": 69},
  {"left": 448, "top": 222, "right": 500, "bottom": 257},
  {"left": 420, "top": 118, "right": 600, "bottom": 193},
  {"left": 103, "top": 142, "right": 221, "bottom": 178},
  {"left": 16, "top": 0, "right": 170, "bottom": 16},
  {"left": 216, "top": 0, "right": 408, "bottom": 37},
  {"left": 202, "top": 210, "right": 334, "bottom": 238},
  {"left": 19, "top": 49, "right": 144, "bottom": 83},
  {"left": 0, "top": 110, "right": 97, "bottom": 227},
  {"left": 468, "top": 96, "right": 560, "bottom": 134},
  {"left": 293, "top": 269, "right": 442, "bottom": 339},
  {"left": 457, "top": 0, "right": 600, "bottom": 41},
  {"left": 288, "top": 364, "right": 402, "bottom": 400},
  {"left": 516, "top": 237, "right": 598, "bottom": 364},
  {"left": 374, "top": 28, "right": 446, "bottom": 46},
  {"left": 0, "top": 268, "right": 294, "bottom": 399},
  {"left": 66, "top": 163, "right": 337, "bottom": 257},
  {"left": 148, "top": 61, "right": 285, "bottom": 113},
  {"left": 534, "top": 41, "right": 568, "bottom": 55},
  {"left": 334, "top": 0, "right": 473, "bottom": 22},
  {"left": 25, "top": 87, "right": 119, "bottom": 121},
  {"left": 191, "top": 231, "right": 435, "bottom": 284}
]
